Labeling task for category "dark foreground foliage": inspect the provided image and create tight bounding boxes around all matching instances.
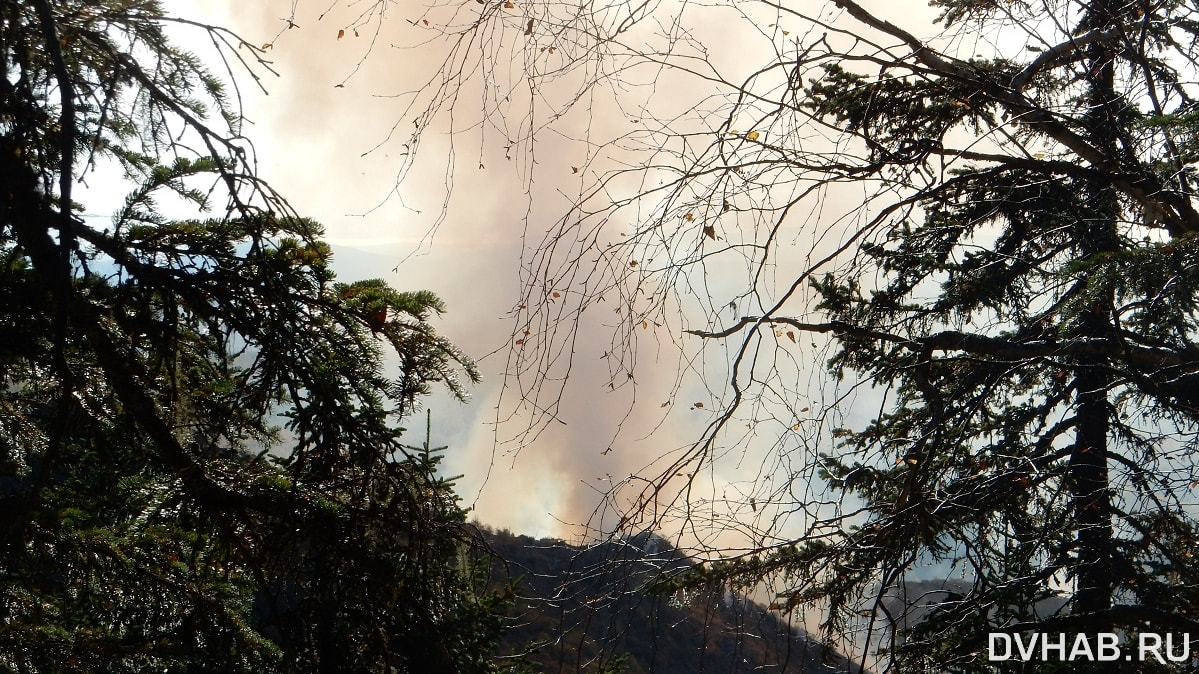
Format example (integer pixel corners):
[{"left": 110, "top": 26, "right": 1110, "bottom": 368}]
[{"left": 0, "top": 1, "right": 512, "bottom": 671}]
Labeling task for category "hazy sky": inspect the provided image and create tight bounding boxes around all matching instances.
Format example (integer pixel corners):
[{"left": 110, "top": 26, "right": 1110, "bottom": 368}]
[
  {"left": 166, "top": 0, "right": 667, "bottom": 539},
  {"left": 163, "top": 0, "right": 939, "bottom": 542}
]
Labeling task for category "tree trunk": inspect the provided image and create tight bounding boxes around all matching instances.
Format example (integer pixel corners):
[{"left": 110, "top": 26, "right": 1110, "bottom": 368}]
[{"left": 1069, "top": 0, "right": 1120, "bottom": 617}]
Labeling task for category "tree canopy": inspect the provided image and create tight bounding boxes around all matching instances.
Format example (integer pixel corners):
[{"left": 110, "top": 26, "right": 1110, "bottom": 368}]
[
  {"left": 0, "top": 1, "right": 507, "bottom": 671},
  {"left": 336, "top": 0, "right": 1199, "bottom": 669}
]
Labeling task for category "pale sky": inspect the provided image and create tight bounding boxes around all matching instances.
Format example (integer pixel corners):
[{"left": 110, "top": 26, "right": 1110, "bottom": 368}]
[
  {"left": 166, "top": 0, "right": 678, "bottom": 539},
  {"left": 149, "top": 0, "right": 942, "bottom": 542}
]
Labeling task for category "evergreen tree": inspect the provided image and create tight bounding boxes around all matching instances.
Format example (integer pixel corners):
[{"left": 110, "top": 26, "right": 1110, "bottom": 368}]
[
  {"left": 670, "top": 0, "right": 1199, "bottom": 669},
  {"left": 0, "top": 1, "right": 508, "bottom": 671}
]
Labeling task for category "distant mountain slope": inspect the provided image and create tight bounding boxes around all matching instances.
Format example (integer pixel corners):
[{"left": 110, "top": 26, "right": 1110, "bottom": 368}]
[{"left": 484, "top": 529, "right": 862, "bottom": 674}]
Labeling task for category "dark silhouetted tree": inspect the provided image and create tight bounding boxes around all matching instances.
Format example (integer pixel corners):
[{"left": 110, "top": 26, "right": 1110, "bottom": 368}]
[{"left": 0, "top": 1, "right": 511, "bottom": 671}]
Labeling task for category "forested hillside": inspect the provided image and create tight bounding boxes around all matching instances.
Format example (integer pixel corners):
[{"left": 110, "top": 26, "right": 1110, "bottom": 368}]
[{"left": 486, "top": 529, "right": 860, "bottom": 674}]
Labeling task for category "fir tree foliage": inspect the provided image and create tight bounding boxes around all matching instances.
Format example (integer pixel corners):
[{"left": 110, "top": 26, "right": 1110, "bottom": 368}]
[
  {"left": 0, "top": 1, "right": 506, "bottom": 671},
  {"left": 667, "top": 0, "right": 1199, "bottom": 670}
]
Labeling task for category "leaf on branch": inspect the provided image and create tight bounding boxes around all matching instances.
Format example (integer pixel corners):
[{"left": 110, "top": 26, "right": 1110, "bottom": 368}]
[
  {"left": 746, "top": 131, "right": 760, "bottom": 141},
  {"left": 786, "top": 330, "right": 796, "bottom": 343},
  {"left": 337, "top": 29, "right": 344, "bottom": 39},
  {"left": 684, "top": 213, "right": 694, "bottom": 221},
  {"left": 703, "top": 225, "right": 716, "bottom": 240}
]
